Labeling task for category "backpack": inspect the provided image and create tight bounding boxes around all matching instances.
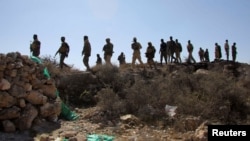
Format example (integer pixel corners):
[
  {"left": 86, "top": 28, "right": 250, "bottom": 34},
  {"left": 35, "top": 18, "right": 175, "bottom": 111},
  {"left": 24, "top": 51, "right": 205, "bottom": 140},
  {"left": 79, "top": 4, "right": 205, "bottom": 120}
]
[{"left": 59, "top": 43, "right": 69, "bottom": 53}]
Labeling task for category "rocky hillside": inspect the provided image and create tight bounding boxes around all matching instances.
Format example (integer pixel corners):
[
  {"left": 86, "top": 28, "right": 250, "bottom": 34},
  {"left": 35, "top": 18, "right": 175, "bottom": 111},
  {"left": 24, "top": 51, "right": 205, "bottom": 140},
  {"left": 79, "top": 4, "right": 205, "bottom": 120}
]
[{"left": 0, "top": 52, "right": 250, "bottom": 141}]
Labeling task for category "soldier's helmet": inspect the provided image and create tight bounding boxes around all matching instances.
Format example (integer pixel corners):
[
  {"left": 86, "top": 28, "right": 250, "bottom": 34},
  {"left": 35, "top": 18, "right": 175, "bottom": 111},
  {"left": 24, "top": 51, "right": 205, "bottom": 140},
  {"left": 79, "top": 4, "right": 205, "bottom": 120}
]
[{"left": 61, "top": 36, "right": 65, "bottom": 42}]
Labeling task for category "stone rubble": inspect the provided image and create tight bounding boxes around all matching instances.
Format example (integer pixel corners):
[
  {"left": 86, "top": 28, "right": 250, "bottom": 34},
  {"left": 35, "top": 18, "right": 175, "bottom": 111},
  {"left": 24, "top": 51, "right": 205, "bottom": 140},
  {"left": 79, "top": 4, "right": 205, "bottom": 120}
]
[{"left": 0, "top": 52, "right": 61, "bottom": 132}]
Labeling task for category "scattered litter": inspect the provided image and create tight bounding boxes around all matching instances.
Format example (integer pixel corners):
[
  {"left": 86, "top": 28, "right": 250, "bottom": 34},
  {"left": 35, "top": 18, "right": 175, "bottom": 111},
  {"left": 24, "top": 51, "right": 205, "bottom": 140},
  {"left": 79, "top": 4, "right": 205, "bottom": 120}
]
[
  {"left": 87, "top": 134, "right": 115, "bottom": 141},
  {"left": 165, "top": 105, "right": 178, "bottom": 117}
]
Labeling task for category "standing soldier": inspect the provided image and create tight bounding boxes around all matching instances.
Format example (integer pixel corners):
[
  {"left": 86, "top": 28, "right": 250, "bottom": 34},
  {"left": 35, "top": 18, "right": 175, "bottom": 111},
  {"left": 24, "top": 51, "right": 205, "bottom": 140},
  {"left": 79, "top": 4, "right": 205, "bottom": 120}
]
[
  {"left": 224, "top": 39, "right": 230, "bottom": 61},
  {"left": 145, "top": 42, "right": 157, "bottom": 69},
  {"left": 54, "top": 36, "right": 70, "bottom": 69},
  {"left": 131, "top": 37, "right": 144, "bottom": 68},
  {"left": 103, "top": 38, "right": 114, "bottom": 65},
  {"left": 166, "top": 36, "right": 176, "bottom": 63},
  {"left": 204, "top": 48, "right": 210, "bottom": 62},
  {"left": 175, "top": 39, "right": 182, "bottom": 63},
  {"left": 232, "top": 42, "right": 237, "bottom": 62},
  {"left": 118, "top": 52, "right": 126, "bottom": 68},
  {"left": 187, "top": 40, "right": 196, "bottom": 63},
  {"left": 159, "top": 39, "right": 167, "bottom": 65},
  {"left": 215, "top": 43, "right": 222, "bottom": 61},
  {"left": 198, "top": 47, "right": 205, "bottom": 62},
  {"left": 30, "top": 34, "right": 41, "bottom": 57},
  {"left": 96, "top": 54, "right": 102, "bottom": 66},
  {"left": 82, "top": 35, "right": 91, "bottom": 71}
]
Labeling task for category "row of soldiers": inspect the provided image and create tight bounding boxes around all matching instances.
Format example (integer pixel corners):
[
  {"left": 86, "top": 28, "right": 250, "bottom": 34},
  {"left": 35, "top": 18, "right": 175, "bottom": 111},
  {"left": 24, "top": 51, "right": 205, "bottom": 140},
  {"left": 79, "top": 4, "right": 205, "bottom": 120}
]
[
  {"left": 30, "top": 34, "right": 238, "bottom": 71},
  {"left": 198, "top": 40, "right": 237, "bottom": 63}
]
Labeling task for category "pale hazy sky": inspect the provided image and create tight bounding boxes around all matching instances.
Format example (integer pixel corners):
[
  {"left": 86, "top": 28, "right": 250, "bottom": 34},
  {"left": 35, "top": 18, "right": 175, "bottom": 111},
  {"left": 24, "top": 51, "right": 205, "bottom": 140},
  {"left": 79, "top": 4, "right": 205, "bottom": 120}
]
[{"left": 1, "top": 0, "right": 249, "bottom": 70}]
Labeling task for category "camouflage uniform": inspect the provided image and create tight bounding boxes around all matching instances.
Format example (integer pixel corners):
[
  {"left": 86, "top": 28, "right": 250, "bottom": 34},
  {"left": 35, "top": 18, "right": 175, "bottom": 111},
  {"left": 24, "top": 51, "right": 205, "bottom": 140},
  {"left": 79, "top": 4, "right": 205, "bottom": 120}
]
[
  {"left": 224, "top": 40, "right": 230, "bottom": 61},
  {"left": 82, "top": 36, "right": 91, "bottom": 71},
  {"left": 30, "top": 34, "right": 41, "bottom": 57},
  {"left": 145, "top": 42, "right": 157, "bottom": 69},
  {"left": 55, "top": 36, "right": 70, "bottom": 69},
  {"left": 131, "top": 37, "right": 144, "bottom": 68},
  {"left": 103, "top": 38, "right": 113, "bottom": 65}
]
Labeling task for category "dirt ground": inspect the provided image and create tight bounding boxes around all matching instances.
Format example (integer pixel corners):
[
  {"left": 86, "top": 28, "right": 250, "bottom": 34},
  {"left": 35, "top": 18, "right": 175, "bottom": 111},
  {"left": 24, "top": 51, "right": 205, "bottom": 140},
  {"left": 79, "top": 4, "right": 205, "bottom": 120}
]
[{"left": 0, "top": 106, "right": 197, "bottom": 141}]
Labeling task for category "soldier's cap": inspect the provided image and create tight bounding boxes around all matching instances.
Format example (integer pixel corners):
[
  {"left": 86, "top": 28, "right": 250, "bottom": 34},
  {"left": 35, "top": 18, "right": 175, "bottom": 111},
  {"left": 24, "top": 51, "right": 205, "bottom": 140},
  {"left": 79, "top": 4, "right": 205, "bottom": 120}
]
[
  {"left": 33, "top": 34, "right": 37, "bottom": 39},
  {"left": 61, "top": 36, "right": 65, "bottom": 40},
  {"left": 106, "top": 38, "right": 110, "bottom": 41},
  {"left": 84, "top": 35, "right": 88, "bottom": 39},
  {"left": 133, "top": 37, "right": 137, "bottom": 42}
]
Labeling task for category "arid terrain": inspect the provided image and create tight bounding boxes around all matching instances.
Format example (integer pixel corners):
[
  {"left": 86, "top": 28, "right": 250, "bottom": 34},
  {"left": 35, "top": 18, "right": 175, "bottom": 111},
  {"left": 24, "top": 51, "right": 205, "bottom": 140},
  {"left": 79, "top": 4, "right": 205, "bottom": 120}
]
[{"left": 0, "top": 52, "right": 250, "bottom": 141}]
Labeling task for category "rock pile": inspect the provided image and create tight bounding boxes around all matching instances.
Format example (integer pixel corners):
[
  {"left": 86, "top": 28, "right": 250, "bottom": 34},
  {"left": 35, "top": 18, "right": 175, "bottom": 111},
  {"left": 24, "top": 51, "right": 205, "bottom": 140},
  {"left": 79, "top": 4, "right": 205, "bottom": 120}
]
[{"left": 0, "top": 52, "right": 61, "bottom": 132}]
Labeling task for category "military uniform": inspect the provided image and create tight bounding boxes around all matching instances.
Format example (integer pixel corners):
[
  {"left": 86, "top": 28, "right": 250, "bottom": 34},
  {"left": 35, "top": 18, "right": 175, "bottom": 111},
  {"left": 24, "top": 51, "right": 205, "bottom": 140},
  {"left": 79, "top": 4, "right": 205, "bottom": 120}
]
[
  {"left": 224, "top": 40, "right": 229, "bottom": 61},
  {"left": 232, "top": 43, "right": 237, "bottom": 62},
  {"left": 215, "top": 43, "right": 222, "bottom": 60},
  {"left": 166, "top": 36, "right": 176, "bottom": 63},
  {"left": 82, "top": 36, "right": 91, "bottom": 71},
  {"left": 204, "top": 49, "right": 210, "bottom": 62},
  {"left": 118, "top": 52, "right": 126, "bottom": 68},
  {"left": 103, "top": 38, "right": 113, "bottom": 65},
  {"left": 30, "top": 34, "right": 41, "bottom": 57},
  {"left": 96, "top": 54, "right": 102, "bottom": 65},
  {"left": 131, "top": 38, "right": 144, "bottom": 68},
  {"left": 198, "top": 48, "right": 205, "bottom": 62},
  {"left": 55, "top": 37, "right": 70, "bottom": 69},
  {"left": 160, "top": 39, "right": 167, "bottom": 65},
  {"left": 187, "top": 40, "right": 196, "bottom": 63},
  {"left": 175, "top": 39, "right": 182, "bottom": 63},
  {"left": 145, "top": 42, "right": 157, "bottom": 69}
]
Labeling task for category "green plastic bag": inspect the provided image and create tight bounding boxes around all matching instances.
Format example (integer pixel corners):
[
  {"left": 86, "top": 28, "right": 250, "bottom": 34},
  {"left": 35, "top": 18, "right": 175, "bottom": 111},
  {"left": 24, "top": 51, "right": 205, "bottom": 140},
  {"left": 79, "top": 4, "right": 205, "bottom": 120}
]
[
  {"left": 30, "top": 55, "right": 79, "bottom": 121},
  {"left": 87, "top": 134, "right": 115, "bottom": 141},
  {"left": 30, "top": 55, "right": 42, "bottom": 64},
  {"left": 43, "top": 67, "right": 50, "bottom": 79},
  {"left": 56, "top": 90, "right": 79, "bottom": 121}
]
